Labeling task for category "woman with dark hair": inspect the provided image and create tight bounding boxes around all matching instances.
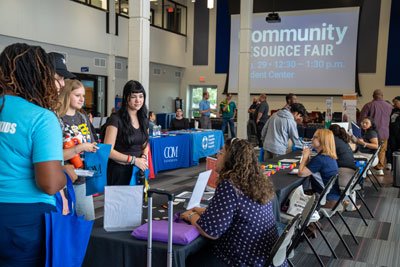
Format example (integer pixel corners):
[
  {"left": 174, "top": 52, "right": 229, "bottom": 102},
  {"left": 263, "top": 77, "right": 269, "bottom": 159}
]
[
  {"left": 169, "top": 108, "right": 189, "bottom": 130},
  {"left": 353, "top": 116, "right": 379, "bottom": 167},
  {"left": 0, "top": 43, "right": 66, "bottom": 266},
  {"left": 182, "top": 138, "right": 284, "bottom": 266},
  {"left": 104, "top": 80, "right": 149, "bottom": 185},
  {"left": 329, "top": 124, "right": 359, "bottom": 210}
]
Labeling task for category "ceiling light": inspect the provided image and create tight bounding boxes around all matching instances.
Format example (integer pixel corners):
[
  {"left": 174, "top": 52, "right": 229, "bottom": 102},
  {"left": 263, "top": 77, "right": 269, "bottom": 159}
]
[{"left": 207, "top": 0, "right": 214, "bottom": 9}]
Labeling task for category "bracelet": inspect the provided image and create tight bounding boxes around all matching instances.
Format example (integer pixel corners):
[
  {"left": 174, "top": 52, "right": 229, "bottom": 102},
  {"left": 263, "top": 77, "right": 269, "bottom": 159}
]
[
  {"left": 364, "top": 143, "right": 367, "bottom": 148},
  {"left": 187, "top": 211, "right": 197, "bottom": 222},
  {"left": 132, "top": 156, "right": 136, "bottom": 165},
  {"left": 127, "top": 155, "right": 131, "bottom": 163}
]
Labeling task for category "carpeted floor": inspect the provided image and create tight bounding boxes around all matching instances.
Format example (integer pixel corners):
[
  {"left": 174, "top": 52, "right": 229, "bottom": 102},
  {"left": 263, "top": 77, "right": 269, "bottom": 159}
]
[
  {"left": 93, "top": 163, "right": 399, "bottom": 267},
  {"left": 290, "top": 169, "right": 399, "bottom": 267}
]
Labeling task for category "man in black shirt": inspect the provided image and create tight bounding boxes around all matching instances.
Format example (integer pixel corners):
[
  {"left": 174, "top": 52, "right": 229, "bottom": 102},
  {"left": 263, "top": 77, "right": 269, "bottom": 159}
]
[
  {"left": 254, "top": 94, "right": 269, "bottom": 147},
  {"left": 247, "top": 96, "right": 258, "bottom": 141}
]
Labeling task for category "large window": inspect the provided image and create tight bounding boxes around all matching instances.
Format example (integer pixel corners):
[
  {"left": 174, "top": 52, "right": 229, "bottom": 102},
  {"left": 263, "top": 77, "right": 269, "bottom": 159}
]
[{"left": 190, "top": 86, "right": 218, "bottom": 118}]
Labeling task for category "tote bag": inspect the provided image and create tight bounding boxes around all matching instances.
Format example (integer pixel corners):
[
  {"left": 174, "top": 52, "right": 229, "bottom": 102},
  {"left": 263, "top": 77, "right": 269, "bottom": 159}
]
[
  {"left": 45, "top": 172, "right": 94, "bottom": 267},
  {"left": 85, "top": 143, "right": 111, "bottom": 196}
]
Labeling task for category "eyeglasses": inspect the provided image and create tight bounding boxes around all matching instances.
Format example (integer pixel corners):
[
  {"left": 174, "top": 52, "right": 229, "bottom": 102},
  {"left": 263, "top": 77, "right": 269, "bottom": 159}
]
[{"left": 361, "top": 121, "right": 370, "bottom": 125}]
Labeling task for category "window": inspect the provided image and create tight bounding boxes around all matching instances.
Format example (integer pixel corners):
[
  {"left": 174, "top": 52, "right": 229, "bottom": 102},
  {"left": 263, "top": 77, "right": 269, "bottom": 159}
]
[
  {"left": 190, "top": 86, "right": 217, "bottom": 118},
  {"left": 71, "top": 0, "right": 108, "bottom": 11},
  {"left": 163, "top": 0, "right": 186, "bottom": 35}
]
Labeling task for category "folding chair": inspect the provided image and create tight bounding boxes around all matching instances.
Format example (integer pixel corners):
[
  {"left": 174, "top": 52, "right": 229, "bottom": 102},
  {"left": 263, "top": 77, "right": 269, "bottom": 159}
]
[
  {"left": 264, "top": 214, "right": 301, "bottom": 267},
  {"left": 339, "top": 168, "right": 369, "bottom": 226},
  {"left": 287, "top": 194, "right": 324, "bottom": 267},
  {"left": 351, "top": 154, "right": 379, "bottom": 219},
  {"left": 366, "top": 144, "right": 383, "bottom": 189},
  {"left": 319, "top": 174, "right": 360, "bottom": 259}
]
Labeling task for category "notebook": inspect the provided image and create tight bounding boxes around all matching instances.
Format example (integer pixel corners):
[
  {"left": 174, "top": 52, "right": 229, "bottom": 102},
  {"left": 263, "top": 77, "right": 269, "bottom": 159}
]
[{"left": 351, "top": 122, "right": 361, "bottom": 138}]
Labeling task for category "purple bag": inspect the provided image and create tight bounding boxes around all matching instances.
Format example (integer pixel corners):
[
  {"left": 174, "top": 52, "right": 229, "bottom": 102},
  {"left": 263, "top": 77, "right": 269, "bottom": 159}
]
[{"left": 131, "top": 214, "right": 200, "bottom": 245}]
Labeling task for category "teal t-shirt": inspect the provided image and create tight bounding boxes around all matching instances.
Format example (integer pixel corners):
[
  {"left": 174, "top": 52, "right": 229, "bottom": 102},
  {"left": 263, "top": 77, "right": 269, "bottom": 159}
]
[
  {"left": 221, "top": 101, "right": 237, "bottom": 119},
  {"left": 0, "top": 95, "right": 63, "bottom": 205}
]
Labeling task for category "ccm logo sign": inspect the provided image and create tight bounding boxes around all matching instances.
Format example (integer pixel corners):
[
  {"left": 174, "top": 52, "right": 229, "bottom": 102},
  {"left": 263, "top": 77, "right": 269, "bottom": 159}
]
[{"left": 164, "top": 146, "right": 179, "bottom": 158}]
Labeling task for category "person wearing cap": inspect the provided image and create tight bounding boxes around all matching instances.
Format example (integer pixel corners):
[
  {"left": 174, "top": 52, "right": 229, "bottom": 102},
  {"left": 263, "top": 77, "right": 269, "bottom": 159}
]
[
  {"left": 48, "top": 52, "right": 75, "bottom": 92},
  {"left": 387, "top": 96, "right": 400, "bottom": 170}
]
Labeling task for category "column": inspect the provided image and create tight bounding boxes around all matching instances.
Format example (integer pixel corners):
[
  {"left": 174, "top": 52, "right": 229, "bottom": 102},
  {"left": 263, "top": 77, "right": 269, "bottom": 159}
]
[
  {"left": 128, "top": 0, "right": 150, "bottom": 107},
  {"left": 107, "top": 0, "right": 116, "bottom": 116},
  {"left": 236, "top": 0, "right": 253, "bottom": 139}
]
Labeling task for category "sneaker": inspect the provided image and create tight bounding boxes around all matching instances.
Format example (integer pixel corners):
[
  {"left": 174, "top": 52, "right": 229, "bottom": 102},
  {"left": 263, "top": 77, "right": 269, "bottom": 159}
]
[
  {"left": 386, "top": 163, "right": 392, "bottom": 170},
  {"left": 375, "top": 169, "right": 384, "bottom": 176}
]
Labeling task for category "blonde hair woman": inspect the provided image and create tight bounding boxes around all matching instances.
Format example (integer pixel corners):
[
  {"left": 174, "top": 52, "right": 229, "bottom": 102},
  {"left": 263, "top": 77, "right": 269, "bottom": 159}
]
[
  {"left": 298, "top": 129, "right": 340, "bottom": 208},
  {"left": 58, "top": 79, "right": 99, "bottom": 220}
]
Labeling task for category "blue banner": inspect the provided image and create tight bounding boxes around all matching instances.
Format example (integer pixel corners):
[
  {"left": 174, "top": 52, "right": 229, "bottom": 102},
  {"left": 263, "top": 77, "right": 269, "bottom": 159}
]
[
  {"left": 150, "top": 134, "right": 191, "bottom": 174},
  {"left": 190, "top": 130, "right": 224, "bottom": 165}
]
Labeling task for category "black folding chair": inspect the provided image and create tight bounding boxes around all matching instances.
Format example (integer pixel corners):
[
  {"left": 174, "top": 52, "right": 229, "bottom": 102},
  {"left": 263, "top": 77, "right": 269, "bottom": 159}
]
[
  {"left": 339, "top": 168, "right": 370, "bottom": 226},
  {"left": 366, "top": 144, "right": 383, "bottom": 189},
  {"left": 352, "top": 155, "right": 378, "bottom": 219},
  {"left": 264, "top": 214, "right": 301, "bottom": 267},
  {"left": 319, "top": 173, "right": 360, "bottom": 259},
  {"left": 287, "top": 194, "right": 324, "bottom": 267}
]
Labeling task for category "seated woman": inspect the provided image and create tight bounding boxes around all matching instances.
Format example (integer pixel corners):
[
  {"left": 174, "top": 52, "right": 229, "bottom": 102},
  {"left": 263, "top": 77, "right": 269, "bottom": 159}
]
[
  {"left": 169, "top": 108, "right": 189, "bottom": 130},
  {"left": 329, "top": 124, "right": 357, "bottom": 187},
  {"left": 353, "top": 116, "right": 379, "bottom": 167},
  {"left": 182, "top": 138, "right": 285, "bottom": 267},
  {"left": 298, "top": 129, "right": 340, "bottom": 208},
  {"left": 329, "top": 124, "right": 359, "bottom": 211}
]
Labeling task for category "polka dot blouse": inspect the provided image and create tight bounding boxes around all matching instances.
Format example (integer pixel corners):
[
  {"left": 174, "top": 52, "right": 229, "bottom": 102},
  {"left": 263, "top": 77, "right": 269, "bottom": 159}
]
[{"left": 197, "top": 179, "right": 287, "bottom": 267}]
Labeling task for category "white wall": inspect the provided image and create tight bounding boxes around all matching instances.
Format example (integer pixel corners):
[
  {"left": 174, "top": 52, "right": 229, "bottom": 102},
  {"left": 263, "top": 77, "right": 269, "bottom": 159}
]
[{"left": 149, "top": 62, "right": 182, "bottom": 114}]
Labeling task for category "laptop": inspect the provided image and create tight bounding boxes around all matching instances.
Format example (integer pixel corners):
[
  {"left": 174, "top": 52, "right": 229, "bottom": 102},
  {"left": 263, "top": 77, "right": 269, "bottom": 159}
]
[{"left": 176, "top": 170, "right": 212, "bottom": 210}]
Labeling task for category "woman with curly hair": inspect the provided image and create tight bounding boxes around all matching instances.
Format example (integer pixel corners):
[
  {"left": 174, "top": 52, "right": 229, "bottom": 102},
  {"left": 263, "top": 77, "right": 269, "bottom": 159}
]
[
  {"left": 182, "top": 138, "right": 284, "bottom": 267},
  {"left": 0, "top": 43, "right": 66, "bottom": 266}
]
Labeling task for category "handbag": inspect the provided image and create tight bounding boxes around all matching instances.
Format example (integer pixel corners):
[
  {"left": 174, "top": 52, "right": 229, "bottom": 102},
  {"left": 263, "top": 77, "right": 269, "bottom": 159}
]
[
  {"left": 84, "top": 143, "right": 111, "bottom": 196},
  {"left": 131, "top": 213, "right": 200, "bottom": 245},
  {"left": 45, "top": 172, "right": 94, "bottom": 267}
]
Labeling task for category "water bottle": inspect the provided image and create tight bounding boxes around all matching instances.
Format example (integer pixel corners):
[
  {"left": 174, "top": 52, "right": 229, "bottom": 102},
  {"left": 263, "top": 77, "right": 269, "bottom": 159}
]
[
  {"left": 157, "top": 125, "right": 161, "bottom": 136},
  {"left": 154, "top": 125, "right": 158, "bottom": 136}
]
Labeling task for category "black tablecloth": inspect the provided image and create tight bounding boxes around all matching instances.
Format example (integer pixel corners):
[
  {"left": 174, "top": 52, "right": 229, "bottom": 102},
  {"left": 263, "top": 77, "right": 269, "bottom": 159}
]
[{"left": 83, "top": 151, "right": 308, "bottom": 267}]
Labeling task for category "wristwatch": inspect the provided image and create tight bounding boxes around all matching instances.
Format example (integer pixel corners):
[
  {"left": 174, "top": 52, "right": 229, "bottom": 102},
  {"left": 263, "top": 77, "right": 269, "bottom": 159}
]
[
  {"left": 363, "top": 143, "right": 367, "bottom": 148},
  {"left": 187, "top": 211, "right": 197, "bottom": 222}
]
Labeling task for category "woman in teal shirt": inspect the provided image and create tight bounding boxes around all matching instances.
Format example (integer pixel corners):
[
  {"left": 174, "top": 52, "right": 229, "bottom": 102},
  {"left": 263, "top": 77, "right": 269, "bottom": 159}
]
[{"left": 0, "top": 43, "right": 66, "bottom": 266}]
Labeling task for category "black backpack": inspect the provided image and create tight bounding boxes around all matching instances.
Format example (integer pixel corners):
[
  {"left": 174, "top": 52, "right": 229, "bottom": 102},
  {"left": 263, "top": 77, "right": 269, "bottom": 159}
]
[{"left": 99, "top": 116, "right": 114, "bottom": 143}]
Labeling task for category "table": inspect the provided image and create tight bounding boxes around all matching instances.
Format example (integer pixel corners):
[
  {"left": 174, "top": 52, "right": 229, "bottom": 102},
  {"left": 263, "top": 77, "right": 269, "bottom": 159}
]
[
  {"left": 170, "top": 130, "right": 224, "bottom": 166},
  {"left": 83, "top": 152, "right": 307, "bottom": 267},
  {"left": 83, "top": 197, "right": 209, "bottom": 267},
  {"left": 149, "top": 134, "right": 191, "bottom": 174}
]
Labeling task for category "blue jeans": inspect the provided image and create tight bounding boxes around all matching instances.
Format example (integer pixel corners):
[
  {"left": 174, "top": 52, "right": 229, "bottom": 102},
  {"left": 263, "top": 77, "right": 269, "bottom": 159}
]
[
  {"left": 0, "top": 202, "right": 56, "bottom": 267},
  {"left": 221, "top": 118, "right": 235, "bottom": 138},
  {"left": 73, "top": 183, "right": 95, "bottom": 221}
]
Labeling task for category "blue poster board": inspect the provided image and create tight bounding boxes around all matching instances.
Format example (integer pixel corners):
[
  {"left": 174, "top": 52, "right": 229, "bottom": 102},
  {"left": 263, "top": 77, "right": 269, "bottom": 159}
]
[
  {"left": 189, "top": 130, "right": 224, "bottom": 166},
  {"left": 149, "top": 134, "right": 191, "bottom": 174}
]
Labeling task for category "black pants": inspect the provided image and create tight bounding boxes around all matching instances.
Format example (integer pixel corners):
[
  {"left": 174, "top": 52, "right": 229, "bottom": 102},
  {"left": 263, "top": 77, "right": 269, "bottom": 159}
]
[
  {"left": 107, "top": 160, "right": 134, "bottom": 185},
  {"left": 256, "top": 121, "right": 266, "bottom": 147}
]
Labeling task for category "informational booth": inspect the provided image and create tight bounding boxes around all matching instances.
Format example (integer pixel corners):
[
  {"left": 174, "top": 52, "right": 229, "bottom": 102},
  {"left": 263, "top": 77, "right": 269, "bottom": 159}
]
[{"left": 149, "top": 134, "right": 191, "bottom": 174}]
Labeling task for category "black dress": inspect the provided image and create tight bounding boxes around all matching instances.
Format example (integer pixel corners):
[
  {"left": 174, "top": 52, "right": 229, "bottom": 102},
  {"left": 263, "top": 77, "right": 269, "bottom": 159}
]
[{"left": 106, "top": 114, "right": 148, "bottom": 185}]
